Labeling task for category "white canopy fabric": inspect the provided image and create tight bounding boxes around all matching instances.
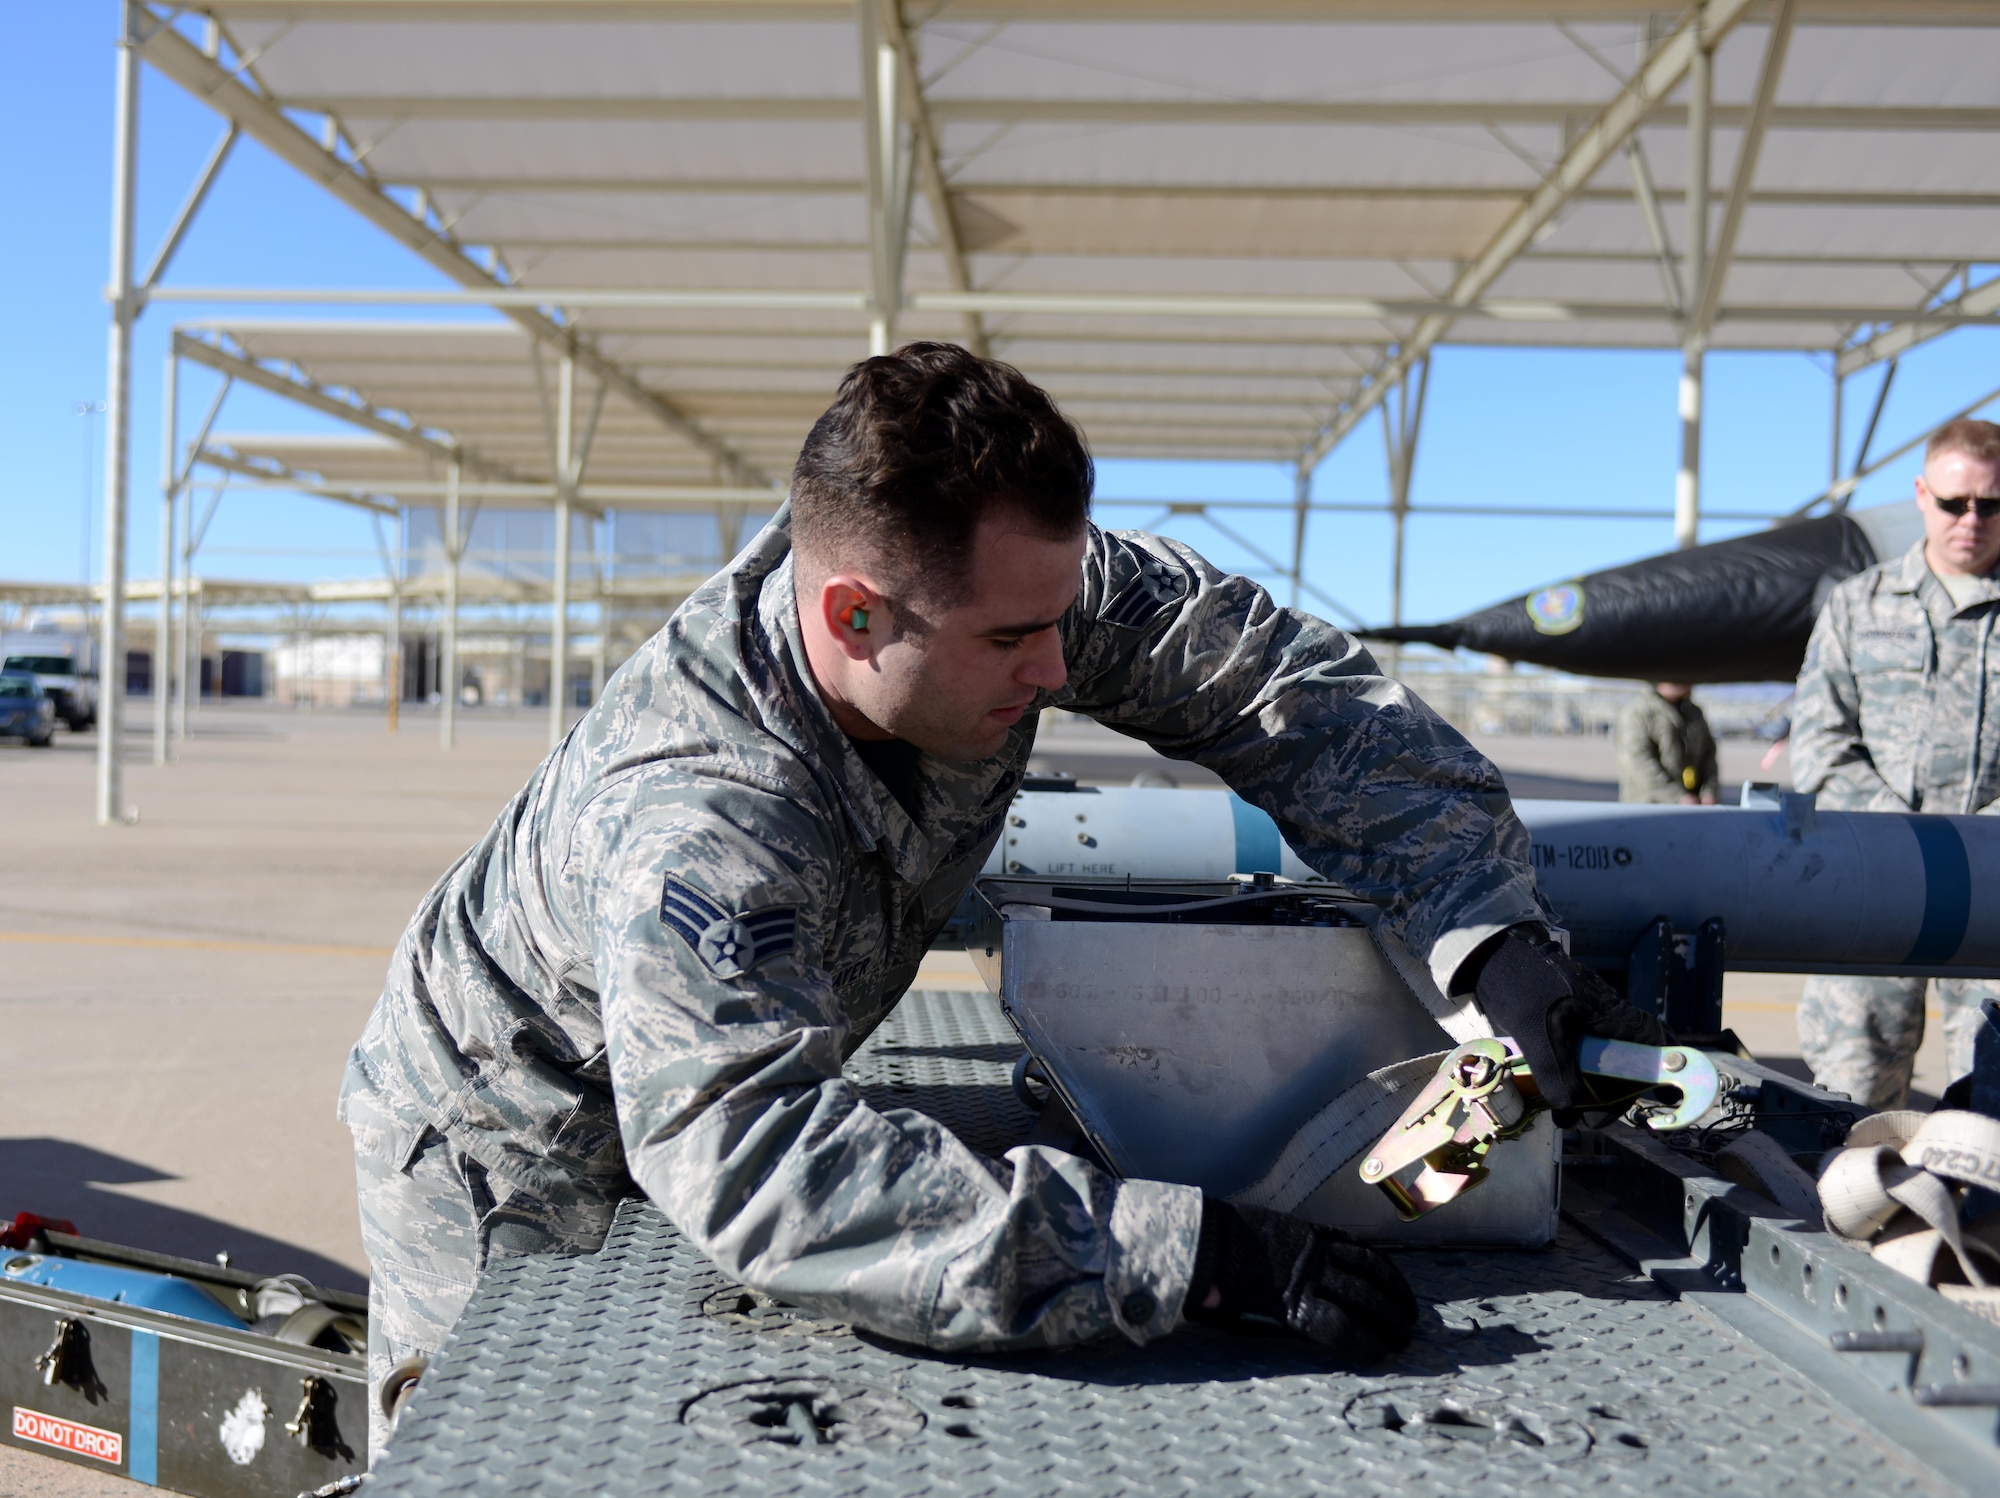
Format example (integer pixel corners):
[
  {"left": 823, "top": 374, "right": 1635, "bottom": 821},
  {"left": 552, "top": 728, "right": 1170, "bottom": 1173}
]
[{"left": 145, "top": 2, "right": 2000, "bottom": 485}]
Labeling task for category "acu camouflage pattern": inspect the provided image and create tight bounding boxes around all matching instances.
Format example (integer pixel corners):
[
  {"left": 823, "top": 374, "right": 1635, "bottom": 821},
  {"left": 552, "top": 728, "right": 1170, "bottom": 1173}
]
[
  {"left": 1792, "top": 541, "right": 2000, "bottom": 815},
  {"left": 1615, "top": 690, "right": 1719, "bottom": 803},
  {"left": 1792, "top": 540, "right": 2000, "bottom": 1106},
  {"left": 339, "top": 512, "right": 1542, "bottom": 1378},
  {"left": 351, "top": 1119, "right": 620, "bottom": 1459},
  {"left": 1795, "top": 974, "right": 1992, "bottom": 1111}
]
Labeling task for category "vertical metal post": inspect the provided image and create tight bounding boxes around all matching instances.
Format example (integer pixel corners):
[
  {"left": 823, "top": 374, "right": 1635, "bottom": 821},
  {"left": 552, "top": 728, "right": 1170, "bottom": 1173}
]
[
  {"left": 97, "top": 0, "right": 142, "bottom": 824},
  {"left": 1380, "top": 355, "right": 1429, "bottom": 679},
  {"left": 591, "top": 516, "right": 610, "bottom": 701},
  {"left": 549, "top": 353, "right": 575, "bottom": 749},
  {"left": 1829, "top": 356, "right": 1844, "bottom": 489},
  {"left": 441, "top": 461, "right": 461, "bottom": 750},
  {"left": 1287, "top": 464, "right": 1310, "bottom": 609},
  {"left": 387, "top": 583, "right": 402, "bottom": 733},
  {"left": 384, "top": 508, "right": 403, "bottom": 734},
  {"left": 1675, "top": 42, "right": 1711, "bottom": 552},
  {"left": 860, "top": 0, "right": 901, "bottom": 358},
  {"left": 166, "top": 482, "right": 181, "bottom": 739},
  {"left": 154, "top": 350, "right": 176, "bottom": 766},
  {"left": 175, "top": 509, "right": 194, "bottom": 740}
]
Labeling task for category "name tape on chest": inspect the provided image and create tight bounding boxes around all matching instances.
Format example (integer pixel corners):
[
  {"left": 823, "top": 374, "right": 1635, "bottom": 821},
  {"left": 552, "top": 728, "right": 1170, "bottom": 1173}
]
[{"left": 660, "top": 875, "right": 797, "bottom": 980}]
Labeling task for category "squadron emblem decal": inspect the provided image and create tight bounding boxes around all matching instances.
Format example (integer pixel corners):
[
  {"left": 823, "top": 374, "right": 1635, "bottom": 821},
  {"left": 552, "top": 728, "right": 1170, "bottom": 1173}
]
[
  {"left": 660, "top": 876, "right": 797, "bottom": 979},
  {"left": 1525, "top": 582, "right": 1585, "bottom": 636}
]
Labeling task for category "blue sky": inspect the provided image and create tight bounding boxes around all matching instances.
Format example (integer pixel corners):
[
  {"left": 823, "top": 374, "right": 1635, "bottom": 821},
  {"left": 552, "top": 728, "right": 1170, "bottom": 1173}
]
[{"left": 6, "top": 6, "right": 1996, "bottom": 632}]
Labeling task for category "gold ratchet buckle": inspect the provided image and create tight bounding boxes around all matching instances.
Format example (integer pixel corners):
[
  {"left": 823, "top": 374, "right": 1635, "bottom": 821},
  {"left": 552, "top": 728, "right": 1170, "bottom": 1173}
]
[{"left": 1359, "top": 1036, "right": 1721, "bottom": 1221}]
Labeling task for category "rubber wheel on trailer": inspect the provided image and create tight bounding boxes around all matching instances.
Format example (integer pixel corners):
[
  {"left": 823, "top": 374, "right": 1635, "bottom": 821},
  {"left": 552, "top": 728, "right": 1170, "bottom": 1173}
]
[{"left": 27, "top": 730, "right": 51, "bottom": 748}]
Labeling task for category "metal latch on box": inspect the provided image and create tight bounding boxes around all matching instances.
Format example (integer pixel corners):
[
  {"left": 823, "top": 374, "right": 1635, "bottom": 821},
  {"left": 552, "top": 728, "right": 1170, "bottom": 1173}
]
[{"left": 1360, "top": 1038, "right": 1720, "bottom": 1220}]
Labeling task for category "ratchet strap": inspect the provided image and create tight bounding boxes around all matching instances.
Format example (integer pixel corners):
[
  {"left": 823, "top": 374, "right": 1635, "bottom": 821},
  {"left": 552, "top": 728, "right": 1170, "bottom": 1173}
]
[
  {"left": 1818, "top": 1108, "right": 2000, "bottom": 1321},
  {"left": 1226, "top": 904, "right": 1496, "bottom": 1214},
  {"left": 1230, "top": 1051, "right": 1448, "bottom": 1215},
  {"left": 1332, "top": 901, "right": 1494, "bottom": 1045}
]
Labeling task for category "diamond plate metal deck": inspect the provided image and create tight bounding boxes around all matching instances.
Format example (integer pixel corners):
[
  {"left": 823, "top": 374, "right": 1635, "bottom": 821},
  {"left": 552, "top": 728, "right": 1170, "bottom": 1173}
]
[{"left": 367, "top": 992, "right": 1952, "bottom": 1497}]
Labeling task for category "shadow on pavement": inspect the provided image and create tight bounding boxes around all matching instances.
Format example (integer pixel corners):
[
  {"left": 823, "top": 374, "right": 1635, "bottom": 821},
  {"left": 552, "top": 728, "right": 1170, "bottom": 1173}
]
[{"left": 0, "top": 1138, "right": 365, "bottom": 1294}]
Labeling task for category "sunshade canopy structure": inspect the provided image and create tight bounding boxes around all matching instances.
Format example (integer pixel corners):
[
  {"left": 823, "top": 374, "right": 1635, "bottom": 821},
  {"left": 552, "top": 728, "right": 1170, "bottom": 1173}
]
[{"left": 81, "top": 1, "right": 2000, "bottom": 821}]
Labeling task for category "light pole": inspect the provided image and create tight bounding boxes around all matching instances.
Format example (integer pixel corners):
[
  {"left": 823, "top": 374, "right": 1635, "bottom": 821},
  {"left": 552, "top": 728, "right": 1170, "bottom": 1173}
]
[{"left": 76, "top": 400, "right": 106, "bottom": 595}]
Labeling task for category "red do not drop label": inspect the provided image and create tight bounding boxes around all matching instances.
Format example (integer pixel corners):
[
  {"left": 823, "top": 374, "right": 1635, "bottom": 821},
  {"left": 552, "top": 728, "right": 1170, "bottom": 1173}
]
[{"left": 13, "top": 1405, "right": 122, "bottom": 1465}]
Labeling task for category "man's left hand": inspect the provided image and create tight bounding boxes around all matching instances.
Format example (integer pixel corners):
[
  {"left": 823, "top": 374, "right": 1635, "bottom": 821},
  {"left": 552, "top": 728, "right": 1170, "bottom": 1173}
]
[
  {"left": 1470, "top": 924, "right": 1672, "bottom": 1113},
  {"left": 1182, "top": 1201, "right": 1417, "bottom": 1361}
]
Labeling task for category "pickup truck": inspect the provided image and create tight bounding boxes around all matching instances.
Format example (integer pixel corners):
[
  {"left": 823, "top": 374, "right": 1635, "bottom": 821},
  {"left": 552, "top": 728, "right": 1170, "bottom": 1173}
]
[{"left": 1, "top": 650, "right": 98, "bottom": 731}]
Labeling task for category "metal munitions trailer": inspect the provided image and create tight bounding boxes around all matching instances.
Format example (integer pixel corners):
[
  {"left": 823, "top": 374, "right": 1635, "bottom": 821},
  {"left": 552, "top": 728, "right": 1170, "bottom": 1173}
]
[
  {"left": 367, "top": 984, "right": 2000, "bottom": 1497},
  {"left": 0, "top": 1227, "right": 367, "bottom": 1496}
]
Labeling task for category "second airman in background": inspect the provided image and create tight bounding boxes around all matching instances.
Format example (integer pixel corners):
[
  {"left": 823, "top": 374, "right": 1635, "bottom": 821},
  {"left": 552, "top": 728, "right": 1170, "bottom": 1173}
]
[
  {"left": 1617, "top": 682, "right": 1720, "bottom": 805},
  {"left": 1791, "top": 418, "right": 2000, "bottom": 1107}
]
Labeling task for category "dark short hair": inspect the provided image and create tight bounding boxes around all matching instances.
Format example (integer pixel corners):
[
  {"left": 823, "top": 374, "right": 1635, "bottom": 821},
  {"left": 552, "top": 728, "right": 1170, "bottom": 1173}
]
[
  {"left": 1927, "top": 417, "right": 2000, "bottom": 468},
  {"left": 790, "top": 342, "right": 1093, "bottom": 604}
]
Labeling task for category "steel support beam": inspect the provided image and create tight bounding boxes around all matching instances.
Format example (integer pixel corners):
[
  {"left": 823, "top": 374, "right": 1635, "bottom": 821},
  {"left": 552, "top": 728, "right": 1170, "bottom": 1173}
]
[
  {"left": 1786, "top": 376, "right": 2000, "bottom": 519},
  {"left": 593, "top": 510, "right": 613, "bottom": 703},
  {"left": 373, "top": 511, "right": 402, "bottom": 734},
  {"left": 1298, "top": 0, "right": 1758, "bottom": 473},
  {"left": 140, "top": 122, "right": 238, "bottom": 294},
  {"left": 550, "top": 352, "right": 574, "bottom": 749},
  {"left": 1625, "top": 138, "right": 1684, "bottom": 321},
  {"left": 1838, "top": 271, "right": 2000, "bottom": 378},
  {"left": 1381, "top": 356, "right": 1431, "bottom": 675},
  {"left": 1287, "top": 465, "right": 1311, "bottom": 609},
  {"left": 181, "top": 469, "right": 770, "bottom": 511},
  {"left": 1843, "top": 359, "right": 1899, "bottom": 510},
  {"left": 881, "top": 3, "right": 987, "bottom": 356},
  {"left": 174, "top": 332, "right": 475, "bottom": 473},
  {"left": 154, "top": 349, "right": 176, "bottom": 766},
  {"left": 263, "top": 93, "right": 2000, "bottom": 134},
  {"left": 1675, "top": 42, "right": 1712, "bottom": 552},
  {"left": 1689, "top": 0, "right": 1799, "bottom": 343},
  {"left": 859, "top": 0, "right": 912, "bottom": 356},
  {"left": 441, "top": 461, "right": 462, "bottom": 750},
  {"left": 98, "top": 1, "right": 143, "bottom": 826},
  {"left": 148, "top": 284, "right": 2000, "bottom": 331},
  {"left": 361, "top": 175, "right": 2000, "bottom": 215},
  {"left": 1681, "top": 0, "right": 1798, "bottom": 549},
  {"left": 135, "top": 15, "right": 769, "bottom": 487},
  {"left": 175, "top": 531, "right": 197, "bottom": 743},
  {"left": 192, "top": 448, "right": 397, "bottom": 515}
]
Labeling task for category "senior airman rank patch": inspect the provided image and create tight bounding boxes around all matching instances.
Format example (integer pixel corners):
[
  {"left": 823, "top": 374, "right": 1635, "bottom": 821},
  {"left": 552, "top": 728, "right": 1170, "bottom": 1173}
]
[
  {"left": 1100, "top": 547, "right": 1192, "bottom": 629},
  {"left": 659, "top": 875, "right": 797, "bottom": 980}
]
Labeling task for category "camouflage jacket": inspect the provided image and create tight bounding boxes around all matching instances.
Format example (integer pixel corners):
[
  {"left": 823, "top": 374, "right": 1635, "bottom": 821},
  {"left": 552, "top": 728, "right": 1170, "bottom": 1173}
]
[
  {"left": 1616, "top": 691, "right": 1719, "bottom": 804},
  {"left": 339, "top": 513, "right": 1541, "bottom": 1353},
  {"left": 1793, "top": 541, "right": 2000, "bottom": 814}
]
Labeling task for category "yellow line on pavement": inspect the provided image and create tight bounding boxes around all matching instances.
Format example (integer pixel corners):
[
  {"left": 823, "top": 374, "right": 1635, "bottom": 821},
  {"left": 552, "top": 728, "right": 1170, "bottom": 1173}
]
[{"left": 0, "top": 931, "right": 392, "bottom": 959}]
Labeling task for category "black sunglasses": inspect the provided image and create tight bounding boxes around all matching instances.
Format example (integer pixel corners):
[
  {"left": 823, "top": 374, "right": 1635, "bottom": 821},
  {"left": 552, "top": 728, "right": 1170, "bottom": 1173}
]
[{"left": 1931, "top": 495, "right": 2000, "bottom": 519}]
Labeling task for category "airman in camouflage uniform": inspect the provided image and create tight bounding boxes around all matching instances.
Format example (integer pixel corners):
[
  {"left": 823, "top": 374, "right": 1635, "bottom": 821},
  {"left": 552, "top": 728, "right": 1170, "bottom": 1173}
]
[
  {"left": 1616, "top": 683, "right": 1719, "bottom": 804},
  {"left": 341, "top": 347, "right": 1552, "bottom": 1457},
  {"left": 1792, "top": 419, "right": 2000, "bottom": 1107}
]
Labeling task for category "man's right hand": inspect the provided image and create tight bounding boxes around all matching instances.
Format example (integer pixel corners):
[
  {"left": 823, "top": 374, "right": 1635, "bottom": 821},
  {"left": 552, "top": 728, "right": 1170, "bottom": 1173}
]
[
  {"left": 1182, "top": 1200, "right": 1416, "bottom": 1362},
  {"left": 1471, "top": 923, "right": 1672, "bottom": 1113}
]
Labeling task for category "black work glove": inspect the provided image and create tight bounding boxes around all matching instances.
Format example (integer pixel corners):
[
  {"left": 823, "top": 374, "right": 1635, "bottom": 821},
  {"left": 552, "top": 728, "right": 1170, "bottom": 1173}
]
[
  {"left": 1471, "top": 922, "right": 1672, "bottom": 1115},
  {"left": 1182, "top": 1200, "right": 1416, "bottom": 1362}
]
